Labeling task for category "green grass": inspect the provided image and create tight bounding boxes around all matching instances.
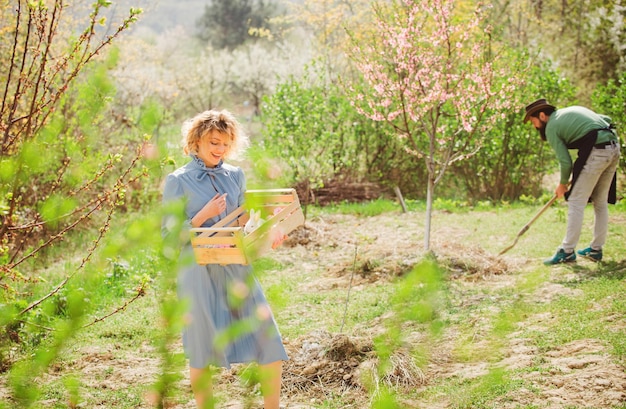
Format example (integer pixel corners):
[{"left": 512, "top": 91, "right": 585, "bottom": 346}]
[
  {"left": 309, "top": 197, "right": 402, "bottom": 217},
  {"left": 420, "top": 367, "right": 528, "bottom": 409},
  {"left": 308, "top": 195, "right": 553, "bottom": 218},
  {"left": 2, "top": 198, "right": 625, "bottom": 408},
  {"left": 528, "top": 273, "right": 626, "bottom": 358}
]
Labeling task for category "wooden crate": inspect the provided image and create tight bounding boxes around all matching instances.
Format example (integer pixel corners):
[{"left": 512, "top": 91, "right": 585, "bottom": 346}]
[{"left": 189, "top": 188, "right": 305, "bottom": 265}]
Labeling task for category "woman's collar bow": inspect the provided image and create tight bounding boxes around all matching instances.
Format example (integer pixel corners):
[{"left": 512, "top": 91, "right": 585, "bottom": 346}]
[{"left": 191, "top": 155, "right": 229, "bottom": 180}]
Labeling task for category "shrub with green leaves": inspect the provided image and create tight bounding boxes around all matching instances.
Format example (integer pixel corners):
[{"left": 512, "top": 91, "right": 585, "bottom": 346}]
[
  {"left": 0, "top": 0, "right": 146, "bottom": 297},
  {"left": 261, "top": 61, "right": 428, "bottom": 200},
  {"left": 447, "top": 59, "right": 577, "bottom": 201},
  {"left": 0, "top": 1, "right": 170, "bottom": 405},
  {"left": 592, "top": 72, "right": 626, "bottom": 175}
]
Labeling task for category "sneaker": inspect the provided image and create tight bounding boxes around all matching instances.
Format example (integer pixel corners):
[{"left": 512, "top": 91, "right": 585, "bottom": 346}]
[
  {"left": 577, "top": 247, "right": 603, "bottom": 262},
  {"left": 543, "top": 248, "right": 576, "bottom": 265}
]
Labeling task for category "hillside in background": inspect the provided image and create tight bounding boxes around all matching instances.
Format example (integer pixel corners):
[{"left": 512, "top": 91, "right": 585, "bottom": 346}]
[{"left": 106, "top": 0, "right": 300, "bottom": 37}]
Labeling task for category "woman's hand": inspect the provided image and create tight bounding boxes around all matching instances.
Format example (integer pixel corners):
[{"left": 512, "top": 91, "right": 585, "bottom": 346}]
[
  {"left": 208, "top": 193, "right": 228, "bottom": 216},
  {"left": 270, "top": 226, "right": 288, "bottom": 249},
  {"left": 191, "top": 193, "right": 227, "bottom": 227}
]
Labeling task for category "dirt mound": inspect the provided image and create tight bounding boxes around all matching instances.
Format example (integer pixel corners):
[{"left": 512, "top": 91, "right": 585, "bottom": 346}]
[
  {"left": 435, "top": 241, "right": 511, "bottom": 280},
  {"left": 280, "top": 330, "right": 425, "bottom": 403},
  {"left": 281, "top": 330, "right": 371, "bottom": 400}
]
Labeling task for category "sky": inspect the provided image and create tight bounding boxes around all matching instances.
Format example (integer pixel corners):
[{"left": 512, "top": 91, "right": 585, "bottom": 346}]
[{"left": 101, "top": 0, "right": 209, "bottom": 37}]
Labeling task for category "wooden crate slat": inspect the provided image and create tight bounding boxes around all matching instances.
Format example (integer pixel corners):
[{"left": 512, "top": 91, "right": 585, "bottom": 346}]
[
  {"left": 250, "top": 194, "right": 295, "bottom": 203},
  {"left": 243, "top": 239, "right": 273, "bottom": 260},
  {"left": 245, "top": 190, "right": 298, "bottom": 206},
  {"left": 276, "top": 209, "right": 305, "bottom": 232},
  {"left": 246, "top": 189, "right": 296, "bottom": 194},
  {"left": 194, "top": 248, "right": 248, "bottom": 265},
  {"left": 191, "top": 237, "right": 240, "bottom": 246},
  {"left": 190, "top": 188, "right": 304, "bottom": 265},
  {"left": 211, "top": 206, "right": 246, "bottom": 228},
  {"left": 191, "top": 227, "right": 241, "bottom": 236}
]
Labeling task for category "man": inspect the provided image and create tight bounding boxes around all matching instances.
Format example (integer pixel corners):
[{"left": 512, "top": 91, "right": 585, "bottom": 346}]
[{"left": 524, "top": 98, "right": 620, "bottom": 265}]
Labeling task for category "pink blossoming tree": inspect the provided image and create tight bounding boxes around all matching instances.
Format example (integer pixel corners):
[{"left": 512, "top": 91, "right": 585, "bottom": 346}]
[{"left": 348, "top": 0, "right": 522, "bottom": 251}]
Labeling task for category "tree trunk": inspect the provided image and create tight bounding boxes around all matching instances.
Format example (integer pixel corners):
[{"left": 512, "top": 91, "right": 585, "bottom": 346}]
[{"left": 424, "top": 173, "right": 435, "bottom": 251}]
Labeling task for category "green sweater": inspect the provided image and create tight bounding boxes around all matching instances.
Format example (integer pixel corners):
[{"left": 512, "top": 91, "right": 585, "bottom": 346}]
[{"left": 545, "top": 106, "right": 616, "bottom": 184}]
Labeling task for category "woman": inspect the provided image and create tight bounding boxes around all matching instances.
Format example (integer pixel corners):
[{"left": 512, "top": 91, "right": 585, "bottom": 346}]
[{"left": 162, "top": 109, "right": 287, "bottom": 408}]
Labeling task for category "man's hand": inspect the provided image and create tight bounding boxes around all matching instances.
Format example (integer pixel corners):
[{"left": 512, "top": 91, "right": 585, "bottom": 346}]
[{"left": 555, "top": 183, "right": 568, "bottom": 198}]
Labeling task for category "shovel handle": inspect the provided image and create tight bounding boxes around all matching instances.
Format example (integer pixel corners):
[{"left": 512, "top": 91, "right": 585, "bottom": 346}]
[
  {"left": 520, "top": 194, "right": 558, "bottom": 233},
  {"left": 498, "top": 194, "right": 558, "bottom": 256}
]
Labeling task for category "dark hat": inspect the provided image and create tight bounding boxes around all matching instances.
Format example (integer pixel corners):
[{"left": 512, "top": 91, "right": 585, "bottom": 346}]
[{"left": 524, "top": 98, "right": 556, "bottom": 122}]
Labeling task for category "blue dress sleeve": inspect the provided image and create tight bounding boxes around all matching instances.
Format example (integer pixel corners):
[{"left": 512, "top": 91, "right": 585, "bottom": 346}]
[
  {"left": 162, "top": 173, "right": 183, "bottom": 204},
  {"left": 161, "top": 173, "right": 191, "bottom": 238}
]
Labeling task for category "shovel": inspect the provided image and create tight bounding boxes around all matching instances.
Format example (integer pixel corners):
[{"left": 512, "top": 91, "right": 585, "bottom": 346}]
[{"left": 498, "top": 194, "right": 558, "bottom": 256}]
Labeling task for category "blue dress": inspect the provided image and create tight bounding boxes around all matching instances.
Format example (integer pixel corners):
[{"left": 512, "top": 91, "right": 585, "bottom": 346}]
[{"left": 162, "top": 155, "right": 288, "bottom": 369}]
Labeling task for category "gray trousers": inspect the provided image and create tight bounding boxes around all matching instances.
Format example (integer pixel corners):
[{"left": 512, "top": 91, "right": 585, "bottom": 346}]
[{"left": 561, "top": 143, "right": 620, "bottom": 253}]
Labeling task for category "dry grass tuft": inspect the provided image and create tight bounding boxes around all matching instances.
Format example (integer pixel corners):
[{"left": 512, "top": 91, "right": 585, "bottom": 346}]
[
  {"left": 280, "top": 330, "right": 426, "bottom": 403},
  {"left": 435, "top": 242, "right": 511, "bottom": 279},
  {"left": 381, "top": 349, "right": 426, "bottom": 388},
  {"left": 280, "top": 330, "right": 371, "bottom": 400}
]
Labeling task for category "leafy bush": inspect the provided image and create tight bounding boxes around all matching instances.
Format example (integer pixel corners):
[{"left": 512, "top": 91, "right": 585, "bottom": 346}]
[
  {"left": 0, "top": 1, "right": 147, "bottom": 298},
  {"left": 0, "top": 3, "right": 180, "bottom": 406},
  {"left": 260, "top": 62, "right": 428, "bottom": 200},
  {"left": 592, "top": 73, "right": 626, "bottom": 175},
  {"left": 448, "top": 59, "right": 577, "bottom": 201}
]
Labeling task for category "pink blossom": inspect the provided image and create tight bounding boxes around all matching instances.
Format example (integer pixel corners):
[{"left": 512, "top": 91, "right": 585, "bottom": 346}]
[{"left": 348, "top": 0, "right": 524, "bottom": 250}]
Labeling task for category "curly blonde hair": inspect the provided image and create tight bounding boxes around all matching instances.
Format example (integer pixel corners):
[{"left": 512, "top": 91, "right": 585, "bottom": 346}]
[{"left": 181, "top": 109, "right": 249, "bottom": 160}]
